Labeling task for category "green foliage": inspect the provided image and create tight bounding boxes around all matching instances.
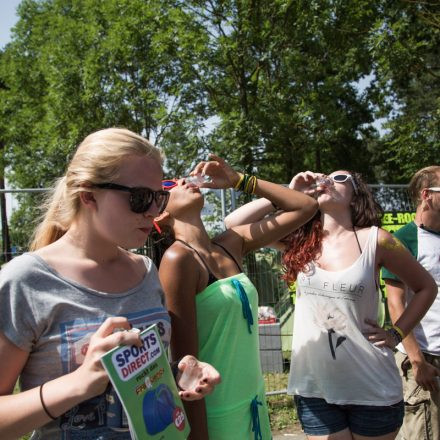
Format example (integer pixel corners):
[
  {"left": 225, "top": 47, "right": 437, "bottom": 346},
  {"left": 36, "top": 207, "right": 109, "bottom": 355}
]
[
  {"left": 265, "top": 373, "right": 299, "bottom": 432},
  {"left": 248, "top": 248, "right": 289, "bottom": 307},
  {"left": 0, "top": 0, "right": 211, "bottom": 245},
  {"left": 9, "top": 193, "right": 45, "bottom": 250},
  {"left": 0, "top": 1, "right": 439, "bottom": 246},
  {"left": 184, "top": 0, "right": 381, "bottom": 181},
  {"left": 368, "top": 1, "right": 440, "bottom": 181},
  {"left": 201, "top": 189, "right": 228, "bottom": 237}
]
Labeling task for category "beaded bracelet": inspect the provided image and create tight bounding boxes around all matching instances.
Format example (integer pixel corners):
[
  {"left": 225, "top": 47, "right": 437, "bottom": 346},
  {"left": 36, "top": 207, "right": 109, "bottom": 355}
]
[
  {"left": 40, "top": 382, "right": 57, "bottom": 420},
  {"left": 386, "top": 327, "right": 403, "bottom": 347}
]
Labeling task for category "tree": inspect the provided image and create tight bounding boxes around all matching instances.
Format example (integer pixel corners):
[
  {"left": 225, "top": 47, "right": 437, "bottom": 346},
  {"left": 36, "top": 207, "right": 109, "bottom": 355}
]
[
  {"left": 0, "top": 0, "right": 210, "bottom": 244},
  {"left": 182, "top": 0, "right": 382, "bottom": 182},
  {"left": 2, "top": 0, "right": 437, "bottom": 248},
  {"left": 0, "top": 54, "right": 12, "bottom": 263},
  {"left": 369, "top": 0, "right": 440, "bottom": 181}
]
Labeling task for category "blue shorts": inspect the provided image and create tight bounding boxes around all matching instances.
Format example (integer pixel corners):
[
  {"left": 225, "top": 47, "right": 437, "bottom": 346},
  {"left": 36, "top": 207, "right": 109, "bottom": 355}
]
[{"left": 294, "top": 395, "right": 404, "bottom": 437}]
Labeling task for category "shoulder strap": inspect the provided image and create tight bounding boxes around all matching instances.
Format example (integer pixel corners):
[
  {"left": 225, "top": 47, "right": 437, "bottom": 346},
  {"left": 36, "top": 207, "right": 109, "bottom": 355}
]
[
  {"left": 352, "top": 226, "right": 362, "bottom": 255},
  {"left": 212, "top": 242, "right": 242, "bottom": 272},
  {"left": 174, "top": 239, "right": 211, "bottom": 272},
  {"left": 174, "top": 239, "right": 218, "bottom": 284}
]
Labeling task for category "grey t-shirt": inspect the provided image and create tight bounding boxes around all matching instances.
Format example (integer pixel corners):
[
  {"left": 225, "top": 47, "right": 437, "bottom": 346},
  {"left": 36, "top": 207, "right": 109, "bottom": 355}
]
[{"left": 0, "top": 252, "right": 171, "bottom": 439}]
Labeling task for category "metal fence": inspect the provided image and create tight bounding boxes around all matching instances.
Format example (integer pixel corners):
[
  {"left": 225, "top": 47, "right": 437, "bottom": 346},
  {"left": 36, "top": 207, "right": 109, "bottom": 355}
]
[
  {"left": 142, "top": 184, "right": 414, "bottom": 393},
  {"left": 0, "top": 184, "right": 414, "bottom": 394}
]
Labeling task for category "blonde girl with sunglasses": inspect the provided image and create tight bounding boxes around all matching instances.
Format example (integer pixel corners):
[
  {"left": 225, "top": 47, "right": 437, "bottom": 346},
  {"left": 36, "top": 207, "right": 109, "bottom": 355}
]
[
  {"left": 225, "top": 170, "right": 437, "bottom": 440},
  {"left": 0, "top": 128, "right": 221, "bottom": 440}
]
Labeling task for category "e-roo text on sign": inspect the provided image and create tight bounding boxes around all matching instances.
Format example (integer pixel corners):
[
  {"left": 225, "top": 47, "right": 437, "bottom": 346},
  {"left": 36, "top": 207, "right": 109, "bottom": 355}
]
[{"left": 381, "top": 211, "right": 416, "bottom": 233}]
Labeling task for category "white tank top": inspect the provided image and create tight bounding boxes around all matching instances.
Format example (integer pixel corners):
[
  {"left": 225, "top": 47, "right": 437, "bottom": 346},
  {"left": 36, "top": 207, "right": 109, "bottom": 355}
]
[{"left": 287, "top": 226, "right": 403, "bottom": 405}]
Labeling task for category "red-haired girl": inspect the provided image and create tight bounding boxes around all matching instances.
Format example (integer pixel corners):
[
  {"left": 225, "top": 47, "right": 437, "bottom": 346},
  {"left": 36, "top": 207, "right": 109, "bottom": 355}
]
[{"left": 225, "top": 170, "right": 437, "bottom": 440}]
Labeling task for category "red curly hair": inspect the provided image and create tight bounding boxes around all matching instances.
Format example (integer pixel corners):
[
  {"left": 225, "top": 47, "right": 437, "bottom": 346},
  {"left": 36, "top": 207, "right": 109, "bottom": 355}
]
[
  {"left": 281, "top": 171, "right": 383, "bottom": 284},
  {"left": 281, "top": 211, "right": 323, "bottom": 285}
]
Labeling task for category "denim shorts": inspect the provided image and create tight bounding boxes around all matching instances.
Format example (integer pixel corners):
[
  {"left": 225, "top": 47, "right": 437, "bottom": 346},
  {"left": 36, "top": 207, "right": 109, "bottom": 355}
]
[{"left": 294, "top": 395, "right": 404, "bottom": 437}]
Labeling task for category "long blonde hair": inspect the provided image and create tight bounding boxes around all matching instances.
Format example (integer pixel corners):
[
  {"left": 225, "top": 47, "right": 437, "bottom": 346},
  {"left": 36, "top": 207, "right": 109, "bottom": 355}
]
[{"left": 30, "top": 128, "right": 162, "bottom": 250}]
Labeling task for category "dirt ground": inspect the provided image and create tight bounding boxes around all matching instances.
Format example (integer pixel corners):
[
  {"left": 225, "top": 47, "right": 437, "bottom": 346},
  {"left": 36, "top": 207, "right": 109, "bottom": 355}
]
[
  {"left": 273, "top": 424, "right": 306, "bottom": 440},
  {"left": 272, "top": 422, "right": 304, "bottom": 436}
]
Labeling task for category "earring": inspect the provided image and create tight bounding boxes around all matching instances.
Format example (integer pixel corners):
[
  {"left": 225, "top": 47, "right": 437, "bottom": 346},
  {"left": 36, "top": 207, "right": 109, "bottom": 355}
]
[{"left": 153, "top": 221, "right": 162, "bottom": 234}]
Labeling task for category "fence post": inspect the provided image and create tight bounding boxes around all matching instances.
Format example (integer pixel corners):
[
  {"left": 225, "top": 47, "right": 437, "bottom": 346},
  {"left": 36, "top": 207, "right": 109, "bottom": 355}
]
[
  {"left": 0, "top": 177, "right": 11, "bottom": 263},
  {"left": 220, "top": 189, "right": 226, "bottom": 221}
]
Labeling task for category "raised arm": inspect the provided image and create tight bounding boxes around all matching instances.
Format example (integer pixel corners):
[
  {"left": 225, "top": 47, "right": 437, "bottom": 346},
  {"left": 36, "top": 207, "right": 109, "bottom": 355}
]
[
  {"left": 224, "top": 170, "right": 319, "bottom": 230},
  {"left": 224, "top": 197, "right": 277, "bottom": 231},
  {"left": 195, "top": 157, "right": 318, "bottom": 254},
  {"left": 378, "top": 229, "right": 437, "bottom": 337}
]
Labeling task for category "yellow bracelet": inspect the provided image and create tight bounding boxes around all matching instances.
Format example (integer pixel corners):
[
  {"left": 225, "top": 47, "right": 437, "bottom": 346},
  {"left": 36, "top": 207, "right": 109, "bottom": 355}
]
[
  {"left": 234, "top": 174, "right": 244, "bottom": 190},
  {"left": 244, "top": 176, "right": 252, "bottom": 193},
  {"left": 250, "top": 175, "right": 257, "bottom": 194},
  {"left": 393, "top": 325, "right": 405, "bottom": 339}
]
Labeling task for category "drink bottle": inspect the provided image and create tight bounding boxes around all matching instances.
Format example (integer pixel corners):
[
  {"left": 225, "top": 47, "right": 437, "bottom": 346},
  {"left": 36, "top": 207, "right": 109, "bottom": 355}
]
[
  {"left": 186, "top": 174, "right": 211, "bottom": 184},
  {"left": 311, "top": 176, "right": 333, "bottom": 190}
]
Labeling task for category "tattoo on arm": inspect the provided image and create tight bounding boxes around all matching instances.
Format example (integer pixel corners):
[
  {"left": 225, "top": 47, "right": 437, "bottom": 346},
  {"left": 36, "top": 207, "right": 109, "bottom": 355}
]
[{"left": 379, "top": 235, "right": 406, "bottom": 252}]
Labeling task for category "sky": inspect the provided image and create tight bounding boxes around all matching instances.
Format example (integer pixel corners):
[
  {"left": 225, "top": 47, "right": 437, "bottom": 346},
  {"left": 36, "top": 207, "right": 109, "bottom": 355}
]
[{"left": 0, "top": 0, "right": 21, "bottom": 49}]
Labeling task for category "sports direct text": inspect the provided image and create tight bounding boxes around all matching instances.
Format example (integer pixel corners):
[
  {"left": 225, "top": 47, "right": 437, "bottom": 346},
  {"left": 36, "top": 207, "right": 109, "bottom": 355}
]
[{"left": 112, "top": 329, "right": 162, "bottom": 381}]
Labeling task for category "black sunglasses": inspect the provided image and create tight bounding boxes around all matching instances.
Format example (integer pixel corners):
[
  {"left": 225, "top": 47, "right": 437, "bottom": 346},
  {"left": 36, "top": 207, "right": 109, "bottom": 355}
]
[{"left": 93, "top": 183, "right": 170, "bottom": 214}]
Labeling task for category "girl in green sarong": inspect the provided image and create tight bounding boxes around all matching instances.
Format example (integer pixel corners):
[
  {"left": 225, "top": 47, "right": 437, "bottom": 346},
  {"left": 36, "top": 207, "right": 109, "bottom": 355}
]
[{"left": 154, "top": 155, "right": 318, "bottom": 439}]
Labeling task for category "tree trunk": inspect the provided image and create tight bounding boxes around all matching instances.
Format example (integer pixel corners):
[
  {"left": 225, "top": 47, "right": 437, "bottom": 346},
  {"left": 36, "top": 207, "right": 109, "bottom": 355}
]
[{"left": 0, "top": 141, "right": 11, "bottom": 263}]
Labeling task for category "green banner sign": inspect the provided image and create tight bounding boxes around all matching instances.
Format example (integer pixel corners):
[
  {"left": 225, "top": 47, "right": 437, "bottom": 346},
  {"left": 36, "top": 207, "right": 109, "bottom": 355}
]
[
  {"left": 378, "top": 211, "right": 416, "bottom": 326},
  {"left": 381, "top": 212, "right": 416, "bottom": 233}
]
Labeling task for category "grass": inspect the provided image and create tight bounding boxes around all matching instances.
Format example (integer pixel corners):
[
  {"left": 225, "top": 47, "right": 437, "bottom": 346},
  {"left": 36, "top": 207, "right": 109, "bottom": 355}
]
[
  {"left": 268, "top": 393, "right": 298, "bottom": 433},
  {"left": 264, "top": 372, "right": 300, "bottom": 434}
]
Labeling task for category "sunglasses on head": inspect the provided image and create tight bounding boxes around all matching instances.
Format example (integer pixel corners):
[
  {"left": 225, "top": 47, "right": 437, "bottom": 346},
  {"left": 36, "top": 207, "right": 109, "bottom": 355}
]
[
  {"left": 93, "top": 183, "right": 170, "bottom": 213},
  {"left": 330, "top": 174, "right": 358, "bottom": 193},
  {"left": 427, "top": 187, "right": 440, "bottom": 192},
  {"left": 162, "top": 179, "right": 178, "bottom": 190}
]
